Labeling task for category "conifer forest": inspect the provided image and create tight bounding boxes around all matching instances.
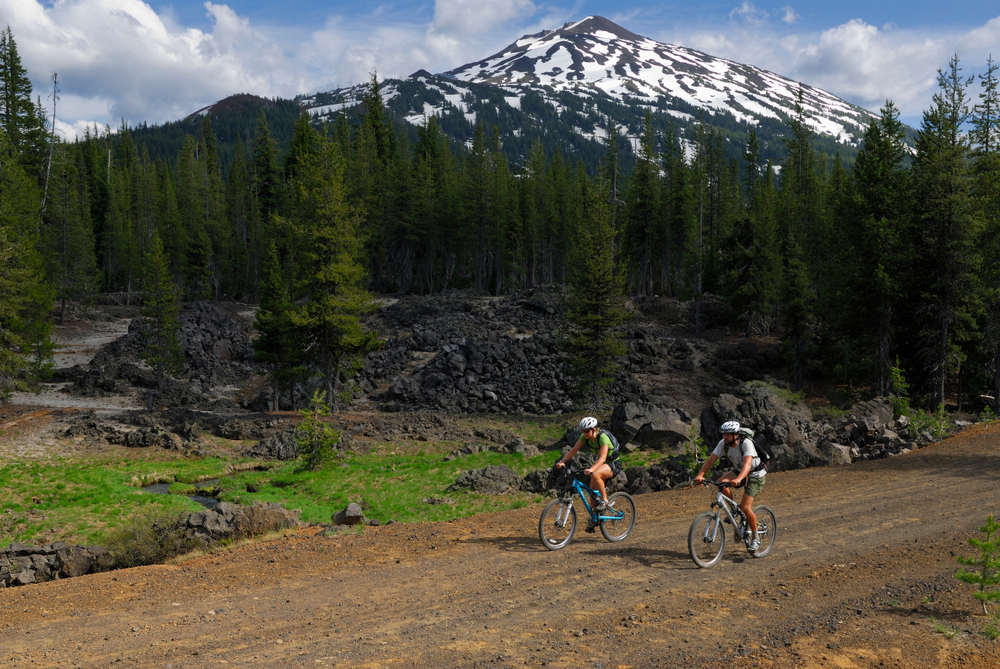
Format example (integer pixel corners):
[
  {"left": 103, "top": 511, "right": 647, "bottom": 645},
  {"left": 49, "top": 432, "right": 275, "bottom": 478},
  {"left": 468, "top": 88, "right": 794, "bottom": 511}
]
[{"left": 2, "top": 22, "right": 1000, "bottom": 415}]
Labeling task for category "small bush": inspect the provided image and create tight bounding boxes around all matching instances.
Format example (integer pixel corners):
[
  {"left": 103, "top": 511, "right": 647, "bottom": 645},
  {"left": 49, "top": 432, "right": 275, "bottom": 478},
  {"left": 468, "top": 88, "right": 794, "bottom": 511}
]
[
  {"left": 296, "top": 390, "right": 342, "bottom": 471},
  {"left": 680, "top": 425, "right": 708, "bottom": 479},
  {"left": 100, "top": 506, "right": 199, "bottom": 570},
  {"left": 956, "top": 514, "right": 1000, "bottom": 618}
]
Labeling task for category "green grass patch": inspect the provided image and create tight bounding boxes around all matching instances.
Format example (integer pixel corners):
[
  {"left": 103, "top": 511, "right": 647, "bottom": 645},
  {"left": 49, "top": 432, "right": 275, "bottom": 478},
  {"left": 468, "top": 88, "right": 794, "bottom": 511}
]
[{"left": 0, "top": 447, "right": 564, "bottom": 546}]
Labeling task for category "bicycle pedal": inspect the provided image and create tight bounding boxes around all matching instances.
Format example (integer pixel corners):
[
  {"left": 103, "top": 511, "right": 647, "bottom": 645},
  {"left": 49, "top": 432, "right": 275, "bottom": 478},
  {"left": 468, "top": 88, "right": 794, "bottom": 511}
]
[{"left": 584, "top": 525, "right": 596, "bottom": 534}]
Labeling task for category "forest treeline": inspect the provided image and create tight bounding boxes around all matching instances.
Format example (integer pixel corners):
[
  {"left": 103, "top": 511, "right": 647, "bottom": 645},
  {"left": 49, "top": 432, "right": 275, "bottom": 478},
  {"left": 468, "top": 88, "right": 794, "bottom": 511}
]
[{"left": 1, "top": 21, "right": 999, "bottom": 414}]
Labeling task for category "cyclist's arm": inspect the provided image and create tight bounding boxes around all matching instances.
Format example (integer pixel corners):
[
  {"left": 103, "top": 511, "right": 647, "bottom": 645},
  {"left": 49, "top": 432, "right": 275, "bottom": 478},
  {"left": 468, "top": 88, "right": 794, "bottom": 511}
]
[
  {"left": 694, "top": 453, "right": 719, "bottom": 482},
  {"left": 555, "top": 439, "right": 584, "bottom": 468},
  {"left": 733, "top": 455, "right": 754, "bottom": 485},
  {"left": 585, "top": 442, "right": 609, "bottom": 475}
]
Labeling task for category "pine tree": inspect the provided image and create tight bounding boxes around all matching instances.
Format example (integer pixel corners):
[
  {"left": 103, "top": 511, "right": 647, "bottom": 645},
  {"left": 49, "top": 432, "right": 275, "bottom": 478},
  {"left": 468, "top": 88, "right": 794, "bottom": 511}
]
[
  {"left": 41, "top": 142, "right": 97, "bottom": 324},
  {"left": 781, "top": 232, "right": 815, "bottom": 391},
  {"left": 912, "top": 56, "right": 983, "bottom": 408},
  {"left": 254, "top": 242, "right": 305, "bottom": 410},
  {"left": 140, "top": 231, "right": 183, "bottom": 394},
  {"left": 972, "top": 57, "right": 1000, "bottom": 415},
  {"left": 834, "top": 101, "right": 911, "bottom": 393},
  {"left": 623, "top": 111, "right": 659, "bottom": 297},
  {"left": 562, "top": 177, "right": 628, "bottom": 408},
  {"left": 284, "top": 130, "right": 382, "bottom": 409},
  {"left": 0, "top": 131, "right": 51, "bottom": 401},
  {"left": 0, "top": 27, "right": 47, "bottom": 177},
  {"left": 724, "top": 132, "right": 780, "bottom": 337}
]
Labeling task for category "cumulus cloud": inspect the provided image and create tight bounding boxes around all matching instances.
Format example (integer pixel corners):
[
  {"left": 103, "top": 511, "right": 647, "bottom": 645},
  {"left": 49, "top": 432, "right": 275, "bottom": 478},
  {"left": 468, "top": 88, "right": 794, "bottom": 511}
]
[
  {"left": 780, "top": 6, "right": 799, "bottom": 24},
  {"left": 675, "top": 14, "right": 1000, "bottom": 121},
  {"left": 729, "top": 2, "right": 769, "bottom": 28},
  {"left": 432, "top": 0, "right": 537, "bottom": 36},
  {"left": 2, "top": 0, "right": 552, "bottom": 136},
  {"left": 1, "top": 0, "right": 307, "bottom": 135}
]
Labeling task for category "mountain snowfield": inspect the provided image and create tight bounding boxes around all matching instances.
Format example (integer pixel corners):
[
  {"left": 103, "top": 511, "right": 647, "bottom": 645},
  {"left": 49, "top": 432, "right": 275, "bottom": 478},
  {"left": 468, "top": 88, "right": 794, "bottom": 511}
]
[{"left": 301, "top": 16, "right": 875, "bottom": 152}]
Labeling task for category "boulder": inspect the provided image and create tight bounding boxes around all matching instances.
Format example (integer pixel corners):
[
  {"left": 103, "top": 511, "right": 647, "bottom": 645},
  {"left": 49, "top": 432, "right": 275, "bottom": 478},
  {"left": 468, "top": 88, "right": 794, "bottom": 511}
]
[
  {"left": 447, "top": 465, "right": 521, "bottom": 495},
  {"left": 244, "top": 431, "right": 299, "bottom": 461},
  {"left": 609, "top": 402, "right": 693, "bottom": 452},
  {"left": 700, "top": 383, "right": 813, "bottom": 471},
  {"left": 333, "top": 503, "right": 365, "bottom": 526}
]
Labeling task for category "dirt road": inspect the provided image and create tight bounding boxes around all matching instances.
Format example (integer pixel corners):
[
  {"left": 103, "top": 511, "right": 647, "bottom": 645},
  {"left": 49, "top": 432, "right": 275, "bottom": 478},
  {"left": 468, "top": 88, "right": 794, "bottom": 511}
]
[{"left": 2, "top": 424, "right": 1000, "bottom": 668}]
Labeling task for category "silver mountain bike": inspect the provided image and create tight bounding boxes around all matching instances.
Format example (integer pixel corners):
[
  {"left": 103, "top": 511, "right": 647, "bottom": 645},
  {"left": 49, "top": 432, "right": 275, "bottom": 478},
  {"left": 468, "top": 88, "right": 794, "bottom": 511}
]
[{"left": 688, "top": 479, "right": 776, "bottom": 568}]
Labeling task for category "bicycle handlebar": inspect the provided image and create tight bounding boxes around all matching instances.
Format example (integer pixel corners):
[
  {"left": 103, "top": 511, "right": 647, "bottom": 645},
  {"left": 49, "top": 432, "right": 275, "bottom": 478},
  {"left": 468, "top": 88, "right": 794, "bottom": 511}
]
[{"left": 700, "top": 478, "right": 746, "bottom": 489}]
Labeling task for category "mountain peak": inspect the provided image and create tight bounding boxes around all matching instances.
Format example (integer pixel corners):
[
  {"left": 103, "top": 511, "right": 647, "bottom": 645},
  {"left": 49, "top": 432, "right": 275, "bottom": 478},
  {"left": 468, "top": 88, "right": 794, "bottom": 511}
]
[
  {"left": 443, "top": 15, "right": 872, "bottom": 143},
  {"left": 557, "top": 16, "right": 642, "bottom": 41}
]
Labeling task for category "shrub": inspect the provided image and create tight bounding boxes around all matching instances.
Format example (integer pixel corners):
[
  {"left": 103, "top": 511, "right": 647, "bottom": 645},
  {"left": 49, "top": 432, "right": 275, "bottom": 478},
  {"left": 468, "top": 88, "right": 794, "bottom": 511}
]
[
  {"left": 296, "top": 390, "right": 342, "bottom": 470},
  {"left": 956, "top": 514, "right": 1000, "bottom": 617},
  {"left": 100, "top": 506, "right": 199, "bottom": 570},
  {"left": 680, "top": 425, "right": 708, "bottom": 479}
]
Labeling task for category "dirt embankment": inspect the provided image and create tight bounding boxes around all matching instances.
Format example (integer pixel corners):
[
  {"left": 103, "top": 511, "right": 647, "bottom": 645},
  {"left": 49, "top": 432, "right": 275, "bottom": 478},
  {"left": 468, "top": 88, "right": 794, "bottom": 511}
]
[{"left": 2, "top": 424, "right": 1000, "bottom": 668}]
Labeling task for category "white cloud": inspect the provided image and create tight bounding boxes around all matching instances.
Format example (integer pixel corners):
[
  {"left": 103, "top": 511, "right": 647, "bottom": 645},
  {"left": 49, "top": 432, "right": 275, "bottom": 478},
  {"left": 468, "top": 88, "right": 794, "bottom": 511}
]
[
  {"left": 1, "top": 0, "right": 306, "bottom": 134},
  {"left": 674, "top": 15, "right": 1000, "bottom": 121},
  {"left": 432, "top": 0, "right": 537, "bottom": 36},
  {"left": 729, "top": 2, "right": 769, "bottom": 28},
  {"left": 780, "top": 6, "right": 799, "bottom": 25},
  {"left": 1, "top": 0, "right": 553, "bottom": 136}
]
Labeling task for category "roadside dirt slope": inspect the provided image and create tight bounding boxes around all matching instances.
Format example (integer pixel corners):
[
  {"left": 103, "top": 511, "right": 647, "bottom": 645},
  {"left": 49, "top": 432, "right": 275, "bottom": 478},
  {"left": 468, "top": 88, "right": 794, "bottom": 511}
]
[{"left": 2, "top": 424, "right": 1000, "bottom": 668}]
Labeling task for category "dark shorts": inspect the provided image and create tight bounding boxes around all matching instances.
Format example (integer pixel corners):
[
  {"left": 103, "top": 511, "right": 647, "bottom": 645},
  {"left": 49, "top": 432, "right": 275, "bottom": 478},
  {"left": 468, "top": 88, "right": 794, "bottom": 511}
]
[{"left": 608, "top": 459, "right": 623, "bottom": 477}]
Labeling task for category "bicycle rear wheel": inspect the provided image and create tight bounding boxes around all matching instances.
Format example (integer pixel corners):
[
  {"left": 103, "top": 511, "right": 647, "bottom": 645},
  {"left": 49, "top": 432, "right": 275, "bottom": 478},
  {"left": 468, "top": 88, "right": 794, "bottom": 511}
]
[
  {"left": 688, "top": 511, "right": 726, "bottom": 568},
  {"left": 750, "top": 506, "right": 777, "bottom": 558},
  {"left": 599, "top": 492, "right": 636, "bottom": 542},
  {"left": 539, "top": 497, "right": 578, "bottom": 550}
]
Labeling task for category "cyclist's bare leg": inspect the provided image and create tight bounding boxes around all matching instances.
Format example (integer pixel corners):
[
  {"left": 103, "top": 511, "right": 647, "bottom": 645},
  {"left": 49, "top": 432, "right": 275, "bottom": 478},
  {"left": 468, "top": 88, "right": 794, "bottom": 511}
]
[
  {"left": 718, "top": 471, "right": 738, "bottom": 503},
  {"left": 740, "top": 492, "right": 758, "bottom": 536},
  {"left": 589, "top": 464, "right": 614, "bottom": 503}
]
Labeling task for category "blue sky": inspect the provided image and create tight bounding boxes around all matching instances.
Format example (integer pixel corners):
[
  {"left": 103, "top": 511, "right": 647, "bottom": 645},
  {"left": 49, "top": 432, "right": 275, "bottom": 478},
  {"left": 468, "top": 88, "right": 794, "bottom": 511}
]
[{"left": 2, "top": 0, "right": 999, "bottom": 138}]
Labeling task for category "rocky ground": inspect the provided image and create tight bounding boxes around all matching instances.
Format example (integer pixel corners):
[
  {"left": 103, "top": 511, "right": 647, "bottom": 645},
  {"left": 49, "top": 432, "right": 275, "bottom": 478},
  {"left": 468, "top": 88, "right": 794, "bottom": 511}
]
[
  {"left": 1, "top": 424, "right": 999, "bottom": 668},
  {"left": 2, "top": 293, "right": 996, "bottom": 667}
]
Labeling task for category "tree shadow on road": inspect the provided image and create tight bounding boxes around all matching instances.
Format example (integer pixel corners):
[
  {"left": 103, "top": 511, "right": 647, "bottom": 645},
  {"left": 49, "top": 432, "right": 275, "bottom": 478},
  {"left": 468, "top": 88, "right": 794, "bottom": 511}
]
[
  {"left": 461, "top": 535, "right": 548, "bottom": 552},
  {"left": 580, "top": 545, "right": 699, "bottom": 569}
]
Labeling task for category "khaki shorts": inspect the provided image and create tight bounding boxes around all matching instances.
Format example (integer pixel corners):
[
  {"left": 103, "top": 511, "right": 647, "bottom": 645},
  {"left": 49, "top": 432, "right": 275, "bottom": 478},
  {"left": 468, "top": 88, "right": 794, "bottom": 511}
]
[{"left": 743, "top": 475, "right": 765, "bottom": 498}]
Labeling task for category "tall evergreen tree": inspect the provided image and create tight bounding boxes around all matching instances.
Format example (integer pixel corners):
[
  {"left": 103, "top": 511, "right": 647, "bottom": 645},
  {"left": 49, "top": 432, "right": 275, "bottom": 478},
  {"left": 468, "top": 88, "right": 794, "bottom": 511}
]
[
  {"left": 562, "top": 177, "right": 628, "bottom": 408},
  {"left": 254, "top": 242, "right": 304, "bottom": 410},
  {"left": 41, "top": 142, "right": 97, "bottom": 323},
  {"left": 284, "top": 130, "right": 382, "bottom": 408},
  {"left": 833, "top": 101, "right": 911, "bottom": 393},
  {"left": 623, "top": 111, "right": 659, "bottom": 297},
  {"left": 0, "top": 130, "right": 51, "bottom": 401},
  {"left": 912, "top": 56, "right": 983, "bottom": 408},
  {"left": 0, "top": 27, "right": 47, "bottom": 177},
  {"left": 140, "top": 231, "right": 183, "bottom": 394}
]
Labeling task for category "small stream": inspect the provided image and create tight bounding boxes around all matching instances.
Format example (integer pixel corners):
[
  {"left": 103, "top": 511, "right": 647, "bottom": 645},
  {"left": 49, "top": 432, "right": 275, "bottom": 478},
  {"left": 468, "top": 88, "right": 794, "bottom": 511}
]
[{"left": 142, "top": 479, "right": 221, "bottom": 509}]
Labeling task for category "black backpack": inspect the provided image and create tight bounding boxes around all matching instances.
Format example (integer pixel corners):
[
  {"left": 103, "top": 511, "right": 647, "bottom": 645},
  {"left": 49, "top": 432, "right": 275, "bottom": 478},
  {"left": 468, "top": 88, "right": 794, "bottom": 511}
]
[{"left": 738, "top": 427, "right": 772, "bottom": 472}]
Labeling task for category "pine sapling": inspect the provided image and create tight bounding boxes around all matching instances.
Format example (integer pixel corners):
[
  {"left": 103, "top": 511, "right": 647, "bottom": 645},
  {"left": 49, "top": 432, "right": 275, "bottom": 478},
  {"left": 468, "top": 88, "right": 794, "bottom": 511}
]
[
  {"left": 681, "top": 425, "right": 707, "bottom": 479},
  {"left": 296, "top": 390, "right": 341, "bottom": 471},
  {"left": 956, "top": 514, "right": 1000, "bottom": 616}
]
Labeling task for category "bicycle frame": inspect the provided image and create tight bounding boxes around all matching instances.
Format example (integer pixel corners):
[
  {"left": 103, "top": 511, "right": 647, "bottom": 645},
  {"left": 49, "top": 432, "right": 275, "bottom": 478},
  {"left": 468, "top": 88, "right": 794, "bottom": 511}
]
[
  {"left": 701, "top": 486, "right": 749, "bottom": 543},
  {"left": 558, "top": 476, "right": 626, "bottom": 524}
]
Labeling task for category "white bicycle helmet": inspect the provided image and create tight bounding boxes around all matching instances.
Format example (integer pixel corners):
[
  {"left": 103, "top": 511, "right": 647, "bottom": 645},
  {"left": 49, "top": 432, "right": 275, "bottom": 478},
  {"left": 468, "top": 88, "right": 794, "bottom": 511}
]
[
  {"left": 720, "top": 420, "right": 741, "bottom": 434},
  {"left": 579, "top": 416, "right": 598, "bottom": 431}
]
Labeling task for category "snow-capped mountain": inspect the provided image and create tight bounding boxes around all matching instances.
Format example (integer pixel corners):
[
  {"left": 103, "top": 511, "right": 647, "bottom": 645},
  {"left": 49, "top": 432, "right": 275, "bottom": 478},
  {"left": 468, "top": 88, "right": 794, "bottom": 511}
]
[
  {"left": 446, "top": 16, "right": 871, "bottom": 143},
  {"left": 300, "top": 16, "right": 878, "bottom": 165}
]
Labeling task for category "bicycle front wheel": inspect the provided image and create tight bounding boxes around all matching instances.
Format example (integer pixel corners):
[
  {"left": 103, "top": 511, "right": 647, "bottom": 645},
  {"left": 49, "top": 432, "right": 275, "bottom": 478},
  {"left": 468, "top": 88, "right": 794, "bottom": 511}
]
[
  {"left": 750, "top": 506, "right": 777, "bottom": 558},
  {"left": 688, "top": 511, "right": 726, "bottom": 568},
  {"left": 600, "top": 492, "right": 636, "bottom": 542},
  {"left": 539, "top": 497, "right": 578, "bottom": 550}
]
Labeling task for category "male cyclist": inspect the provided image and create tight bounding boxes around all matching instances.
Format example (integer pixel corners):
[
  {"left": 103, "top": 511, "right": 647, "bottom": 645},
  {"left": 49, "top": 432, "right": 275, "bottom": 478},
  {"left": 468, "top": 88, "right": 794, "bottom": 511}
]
[
  {"left": 693, "top": 420, "right": 766, "bottom": 552},
  {"left": 555, "top": 417, "right": 623, "bottom": 520}
]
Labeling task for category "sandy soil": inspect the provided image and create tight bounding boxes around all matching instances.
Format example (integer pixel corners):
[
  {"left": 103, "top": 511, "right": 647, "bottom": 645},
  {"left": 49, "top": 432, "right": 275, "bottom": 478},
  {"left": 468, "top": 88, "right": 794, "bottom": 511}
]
[
  {"left": 9, "top": 317, "right": 143, "bottom": 412},
  {"left": 2, "top": 424, "right": 1000, "bottom": 668}
]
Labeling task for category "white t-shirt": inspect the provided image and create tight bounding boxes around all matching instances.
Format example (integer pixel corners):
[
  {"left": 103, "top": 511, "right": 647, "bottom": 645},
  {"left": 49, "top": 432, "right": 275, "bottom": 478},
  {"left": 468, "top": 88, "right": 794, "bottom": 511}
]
[{"left": 712, "top": 437, "right": 765, "bottom": 479}]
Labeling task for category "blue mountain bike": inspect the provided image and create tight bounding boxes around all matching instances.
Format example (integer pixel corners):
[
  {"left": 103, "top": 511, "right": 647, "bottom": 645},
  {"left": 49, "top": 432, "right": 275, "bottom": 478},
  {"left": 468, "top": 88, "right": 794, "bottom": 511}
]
[{"left": 538, "top": 468, "right": 636, "bottom": 550}]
